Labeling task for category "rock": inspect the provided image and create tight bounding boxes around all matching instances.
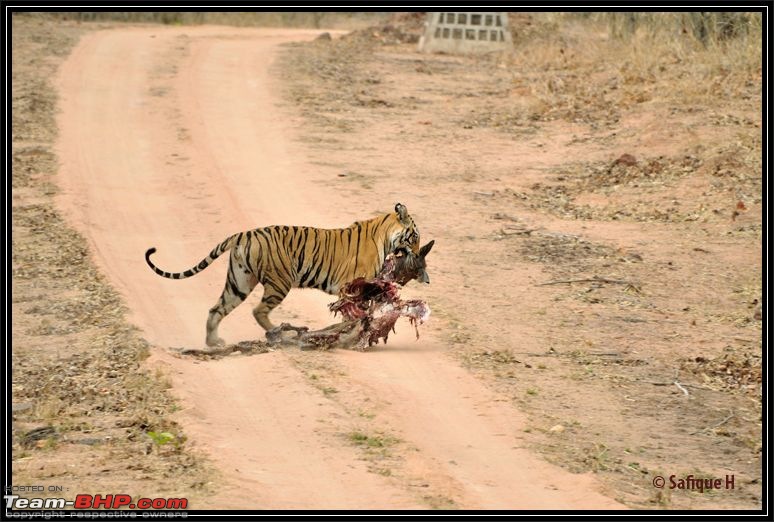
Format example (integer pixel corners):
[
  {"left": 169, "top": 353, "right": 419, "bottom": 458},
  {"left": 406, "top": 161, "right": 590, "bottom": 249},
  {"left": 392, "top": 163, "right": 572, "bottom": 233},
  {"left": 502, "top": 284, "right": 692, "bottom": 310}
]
[
  {"left": 315, "top": 32, "right": 332, "bottom": 41},
  {"left": 73, "top": 437, "right": 103, "bottom": 446},
  {"left": 549, "top": 424, "right": 565, "bottom": 433},
  {"left": 12, "top": 402, "right": 33, "bottom": 413}
]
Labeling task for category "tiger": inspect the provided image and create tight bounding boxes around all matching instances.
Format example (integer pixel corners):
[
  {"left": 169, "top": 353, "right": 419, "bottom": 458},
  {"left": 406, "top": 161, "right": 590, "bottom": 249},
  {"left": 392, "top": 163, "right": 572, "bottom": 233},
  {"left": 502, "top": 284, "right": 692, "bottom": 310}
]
[{"left": 145, "top": 203, "right": 421, "bottom": 347}]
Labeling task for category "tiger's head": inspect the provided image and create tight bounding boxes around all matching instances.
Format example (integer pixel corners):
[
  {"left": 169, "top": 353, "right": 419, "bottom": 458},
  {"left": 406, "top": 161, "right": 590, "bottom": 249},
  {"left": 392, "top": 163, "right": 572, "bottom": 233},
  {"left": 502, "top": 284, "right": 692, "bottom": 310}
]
[{"left": 392, "top": 203, "right": 421, "bottom": 255}]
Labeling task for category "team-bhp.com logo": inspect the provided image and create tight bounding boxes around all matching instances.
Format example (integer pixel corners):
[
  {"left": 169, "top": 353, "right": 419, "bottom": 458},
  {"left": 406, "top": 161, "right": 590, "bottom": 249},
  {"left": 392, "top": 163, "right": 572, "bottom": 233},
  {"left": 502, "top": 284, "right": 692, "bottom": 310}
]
[{"left": 5, "top": 494, "right": 188, "bottom": 510}]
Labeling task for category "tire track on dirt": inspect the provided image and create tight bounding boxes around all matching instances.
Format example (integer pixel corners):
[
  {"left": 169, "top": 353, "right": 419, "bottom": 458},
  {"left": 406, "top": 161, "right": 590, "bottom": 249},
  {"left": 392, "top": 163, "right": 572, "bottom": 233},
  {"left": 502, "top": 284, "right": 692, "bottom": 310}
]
[{"left": 55, "top": 25, "right": 622, "bottom": 509}]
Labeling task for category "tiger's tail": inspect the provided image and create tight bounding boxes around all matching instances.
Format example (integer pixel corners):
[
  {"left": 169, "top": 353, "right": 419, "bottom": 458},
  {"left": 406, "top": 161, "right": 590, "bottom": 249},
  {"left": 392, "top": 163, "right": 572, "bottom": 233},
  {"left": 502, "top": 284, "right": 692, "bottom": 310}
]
[{"left": 145, "top": 233, "right": 240, "bottom": 280}]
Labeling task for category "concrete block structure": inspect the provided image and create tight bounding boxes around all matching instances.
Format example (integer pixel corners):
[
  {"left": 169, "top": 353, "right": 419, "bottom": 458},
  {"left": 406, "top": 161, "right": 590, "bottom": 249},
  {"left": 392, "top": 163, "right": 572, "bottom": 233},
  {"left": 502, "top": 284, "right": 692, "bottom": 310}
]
[{"left": 418, "top": 12, "right": 513, "bottom": 54}]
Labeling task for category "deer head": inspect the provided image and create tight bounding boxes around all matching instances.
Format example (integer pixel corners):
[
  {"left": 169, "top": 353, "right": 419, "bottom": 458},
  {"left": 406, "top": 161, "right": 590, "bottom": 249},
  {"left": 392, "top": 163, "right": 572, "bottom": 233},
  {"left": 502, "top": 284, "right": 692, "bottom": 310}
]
[{"left": 392, "top": 240, "right": 435, "bottom": 285}]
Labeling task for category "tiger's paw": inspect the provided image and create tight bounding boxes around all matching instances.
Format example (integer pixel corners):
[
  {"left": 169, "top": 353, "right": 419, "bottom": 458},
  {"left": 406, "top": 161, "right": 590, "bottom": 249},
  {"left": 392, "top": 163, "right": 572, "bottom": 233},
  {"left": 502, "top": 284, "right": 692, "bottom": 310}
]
[{"left": 206, "top": 336, "right": 225, "bottom": 348}]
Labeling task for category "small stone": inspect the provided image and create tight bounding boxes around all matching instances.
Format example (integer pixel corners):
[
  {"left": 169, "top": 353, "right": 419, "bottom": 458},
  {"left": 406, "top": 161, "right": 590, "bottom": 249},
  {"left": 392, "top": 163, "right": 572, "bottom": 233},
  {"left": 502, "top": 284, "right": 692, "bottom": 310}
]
[
  {"left": 73, "top": 437, "right": 103, "bottom": 446},
  {"left": 12, "top": 402, "right": 33, "bottom": 413},
  {"left": 549, "top": 424, "right": 565, "bottom": 433}
]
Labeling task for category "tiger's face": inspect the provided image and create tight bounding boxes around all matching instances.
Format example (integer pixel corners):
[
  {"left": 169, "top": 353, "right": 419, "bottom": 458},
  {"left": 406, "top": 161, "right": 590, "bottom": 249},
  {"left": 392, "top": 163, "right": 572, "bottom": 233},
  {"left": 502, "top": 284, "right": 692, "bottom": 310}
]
[{"left": 393, "top": 203, "right": 421, "bottom": 255}]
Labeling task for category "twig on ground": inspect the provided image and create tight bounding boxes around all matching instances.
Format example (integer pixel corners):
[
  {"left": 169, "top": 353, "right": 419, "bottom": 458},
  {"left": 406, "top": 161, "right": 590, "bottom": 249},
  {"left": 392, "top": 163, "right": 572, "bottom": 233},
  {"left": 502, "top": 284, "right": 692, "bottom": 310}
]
[
  {"left": 674, "top": 381, "right": 690, "bottom": 396},
  {"left": 672, "top": 369, "right": 690, "bottom": 397},
  {"left": 691, "top": 411, "right": 736, "bottom": 435},
  {"left": 179, "top": 340, "right": 271, "bottom": 358},
  {"left": 491, "top": 213, "right": 520, "bottom": 221},
  {"left": 536, "top": 276, "right": 636, "bottom": 286},
  {"left": 500, "top": 227, "right": 537, "bottom": 236},
  {"left": 643, "top": 380, "right": 714, "bottom": 391},
  {"left": 514, "top": 350, "right": 621, "bottom": 357}
]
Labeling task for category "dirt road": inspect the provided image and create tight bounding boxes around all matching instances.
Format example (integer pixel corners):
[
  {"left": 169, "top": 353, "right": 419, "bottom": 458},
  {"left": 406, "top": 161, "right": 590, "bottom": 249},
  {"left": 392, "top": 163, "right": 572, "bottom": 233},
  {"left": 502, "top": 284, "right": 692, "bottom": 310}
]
[{"left": 55, "top": 25, "right": 621, "bottom": 509}]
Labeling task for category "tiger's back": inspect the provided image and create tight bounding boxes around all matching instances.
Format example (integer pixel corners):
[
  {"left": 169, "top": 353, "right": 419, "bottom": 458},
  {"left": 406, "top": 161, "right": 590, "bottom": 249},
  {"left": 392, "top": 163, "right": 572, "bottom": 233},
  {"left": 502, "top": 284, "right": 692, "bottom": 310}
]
[{"left": 255, "top": 216, "right": 416, "bottom": 294}]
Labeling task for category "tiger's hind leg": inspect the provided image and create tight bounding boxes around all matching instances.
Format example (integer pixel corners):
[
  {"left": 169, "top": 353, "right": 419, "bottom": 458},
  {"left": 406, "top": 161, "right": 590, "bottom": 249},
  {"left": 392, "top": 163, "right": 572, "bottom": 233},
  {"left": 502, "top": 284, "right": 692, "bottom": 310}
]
[
  {"left": 252, "top": 281, "right": 291, "bottom": 331},
  {"left": 206, "top": 253, "right": 258, "bottom": 347}
]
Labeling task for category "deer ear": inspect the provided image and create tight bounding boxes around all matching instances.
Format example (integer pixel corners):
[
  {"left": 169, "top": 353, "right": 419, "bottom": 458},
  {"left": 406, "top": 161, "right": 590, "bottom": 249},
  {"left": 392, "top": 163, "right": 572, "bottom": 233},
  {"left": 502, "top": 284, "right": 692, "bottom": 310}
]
[
  {"left": 419, "top": 240, "right": 434, "bottom": 258},
  {"left": 395, "top": 203, "right": 409, "bottom": 222}
]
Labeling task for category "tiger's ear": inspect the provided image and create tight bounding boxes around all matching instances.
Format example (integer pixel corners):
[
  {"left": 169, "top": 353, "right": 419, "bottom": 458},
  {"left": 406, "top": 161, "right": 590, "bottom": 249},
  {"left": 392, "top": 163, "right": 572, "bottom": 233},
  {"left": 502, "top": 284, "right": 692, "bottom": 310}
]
[
  {"left": 395, "top": 203, "right": 409, "bottom": 224},
  {"left": 419, "top": 240, "right": 434, "bottom": 258}
]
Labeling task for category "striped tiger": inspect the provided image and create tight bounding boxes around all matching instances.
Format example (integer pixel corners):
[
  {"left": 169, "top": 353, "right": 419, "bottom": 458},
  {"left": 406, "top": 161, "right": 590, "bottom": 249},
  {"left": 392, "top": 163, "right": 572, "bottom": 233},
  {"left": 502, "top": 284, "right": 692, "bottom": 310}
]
[{"left": 145, "top": 203, "right": 421, "bottom": 346}]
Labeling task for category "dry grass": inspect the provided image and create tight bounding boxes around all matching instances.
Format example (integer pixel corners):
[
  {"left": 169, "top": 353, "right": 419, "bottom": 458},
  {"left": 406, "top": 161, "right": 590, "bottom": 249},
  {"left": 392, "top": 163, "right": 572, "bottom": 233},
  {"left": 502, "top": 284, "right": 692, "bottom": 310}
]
[
  {"left": 24, "top": 11, "right": 390, "bottom": 29},
  {"left": 497, "top": 12, "right": 761, "bottom": 125}
]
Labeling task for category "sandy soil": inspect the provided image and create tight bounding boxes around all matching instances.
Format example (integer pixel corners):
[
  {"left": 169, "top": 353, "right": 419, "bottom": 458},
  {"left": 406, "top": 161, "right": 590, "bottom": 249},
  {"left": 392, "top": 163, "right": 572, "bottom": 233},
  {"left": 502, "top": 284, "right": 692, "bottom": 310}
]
[{"left": 53, "top": 25, "right": 623, "bottom": 509}]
